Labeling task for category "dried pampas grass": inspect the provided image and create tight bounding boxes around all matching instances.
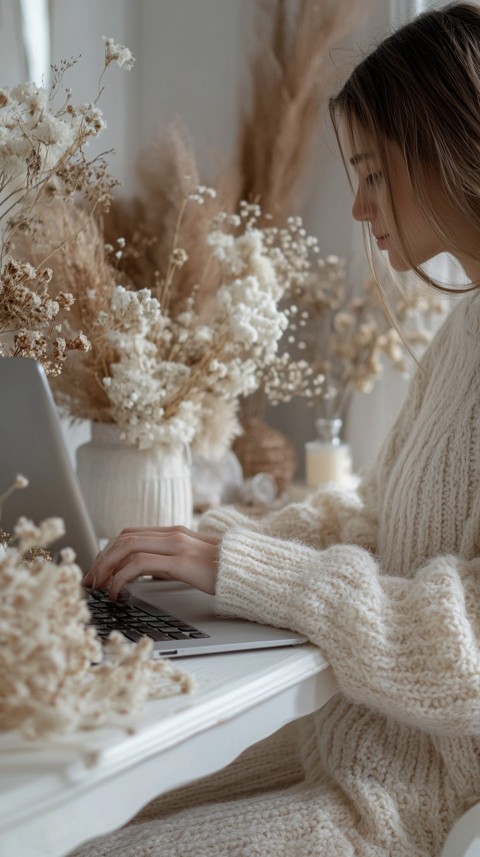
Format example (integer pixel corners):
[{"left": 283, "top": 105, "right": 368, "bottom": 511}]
[
  {"left": 103, "top": 124, "right": 233, "bottom": 317},
  {"left": 235, "top": 0, "right": 363, "bottom": 223}
]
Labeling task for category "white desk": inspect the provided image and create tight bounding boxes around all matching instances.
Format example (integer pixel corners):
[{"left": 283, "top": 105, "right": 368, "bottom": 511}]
[{"left": 0, "top": 643, "right": 338, "bottom": 857}]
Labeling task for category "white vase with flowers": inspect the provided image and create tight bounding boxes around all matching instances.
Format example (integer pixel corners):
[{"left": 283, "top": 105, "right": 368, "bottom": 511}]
[{"left": 76, "top": 422, "right": 193, "bottom": 540}]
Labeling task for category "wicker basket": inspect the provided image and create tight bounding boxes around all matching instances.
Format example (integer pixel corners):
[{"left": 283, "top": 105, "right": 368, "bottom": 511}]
[{"left": 233, "top": 417, "right": 297, "bottom": 495}]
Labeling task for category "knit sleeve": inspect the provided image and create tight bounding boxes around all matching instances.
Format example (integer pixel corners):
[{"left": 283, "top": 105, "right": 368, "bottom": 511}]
[
  {"left": 215, "top": 531, "right": 480, "bottom": 736},
  {"left": 198, "top": 482, "right": 377, "bottom": 552},
  {"left": 198, "top": 322, "right": 431, "bottom": 548}
]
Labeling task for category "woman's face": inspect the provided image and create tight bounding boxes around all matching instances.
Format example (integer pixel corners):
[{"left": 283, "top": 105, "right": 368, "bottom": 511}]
[{"left": 344, "top": 125, "right": 447, "bottom": 272}]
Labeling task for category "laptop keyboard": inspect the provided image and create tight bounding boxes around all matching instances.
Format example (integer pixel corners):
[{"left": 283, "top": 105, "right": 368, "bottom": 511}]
[{"left": 85, "top": 588, "right": 210, "bottom": 643}]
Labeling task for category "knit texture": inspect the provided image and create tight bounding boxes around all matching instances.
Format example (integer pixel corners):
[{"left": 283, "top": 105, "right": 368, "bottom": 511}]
[{"left": 71, "top": 292, "right": 480, "bottom": 856}]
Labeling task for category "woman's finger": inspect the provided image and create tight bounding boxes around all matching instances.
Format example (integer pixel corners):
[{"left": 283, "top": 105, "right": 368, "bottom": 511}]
[
  {"left": 84, "top": 528, "right": 219, "bottom": 595},
  {"left": 84, "top": 530, "right": 182, "bottom": 586},
  {"left": 108, "top": 551, "right": 175, "bottom": 600},
  {"left": 86, "top": 533, "right": 180, "bottom": 589},
  {"left": 84, "top": 526, "right": 216, "bottom": 586}
]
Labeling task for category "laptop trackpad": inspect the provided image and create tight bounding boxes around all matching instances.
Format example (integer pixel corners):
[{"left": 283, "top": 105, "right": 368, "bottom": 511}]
[{"left": 128, "top": 579, "right": 221, "bottom": 622}]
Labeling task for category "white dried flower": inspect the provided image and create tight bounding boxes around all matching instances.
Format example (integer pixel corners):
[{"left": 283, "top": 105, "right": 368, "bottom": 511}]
[
  {"left": 170, "top": 247, "right": 188, "bottom": 268},
  {"left": 94, "top": 209, "right": 314, "bottom": 455},
  {"left": 0, "top": 511, "right": 194, "bottom": 740},
  {"left": 102, "top": 37, "right": 136, "bottom": 70}
]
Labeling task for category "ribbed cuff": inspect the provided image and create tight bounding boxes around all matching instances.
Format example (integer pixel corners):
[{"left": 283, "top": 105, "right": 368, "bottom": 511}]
[
  {"left": 215, "top": 527, "right": 375, "bottom": 648},
  {"left": 215, "top": 526, "right": 305, "bottom": 629}
]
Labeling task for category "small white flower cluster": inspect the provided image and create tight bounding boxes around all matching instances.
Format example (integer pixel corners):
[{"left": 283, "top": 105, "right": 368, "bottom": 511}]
[
  {"left": 99, "top": 203, "right": 320, "bottom": 457},
  {"left": 0, "top": 84, "right": 64, "bottom": 179},
  {"left": 262, "top": 352, "right": 325, "bottom": 406},
  {"left": 187, "top": 185, "right": 217, "bottom": 205},
  {"left": 0, "top": 75, "right": 107, "bottom": 186},
  {"left": 102, "top": 37, "right": 136, "bottom": 71},
  {"left": 0, "top": 480, "right": 193, "bottom": 740}
]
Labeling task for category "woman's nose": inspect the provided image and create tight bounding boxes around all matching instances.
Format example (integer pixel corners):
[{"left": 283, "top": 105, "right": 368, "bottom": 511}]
[{"left": 352, "top": 188, "right": 375, "bottom": 222}]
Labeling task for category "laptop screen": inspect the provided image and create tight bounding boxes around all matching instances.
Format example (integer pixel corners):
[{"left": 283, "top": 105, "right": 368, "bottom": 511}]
[{"left": 0, "top": 357, "right": 99, "bottom": 572}]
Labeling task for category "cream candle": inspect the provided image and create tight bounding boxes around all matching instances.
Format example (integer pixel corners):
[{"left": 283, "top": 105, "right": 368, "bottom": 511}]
[
  {"left": 304, "top": 417, "right": 352, "bottom": 488},
  {"left": 305, "top": 440, "right": 352, "bottom": 487}
]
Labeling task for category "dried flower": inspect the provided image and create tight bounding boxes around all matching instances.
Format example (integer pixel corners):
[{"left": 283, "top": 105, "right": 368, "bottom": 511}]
[
  {"left": 98, "top": 205, "right": 297, "bottom": 454},
  {"left": 0, "top": 473, "right": 29, "bottom": 525},
  {"left": 0, "top": 38, "right": 132, "bottom": 374},
  {"left": 24, "top": 191, "right": 324, "bottom": 459},
  {"left": 0, "top": 501, "right": 194, "bottom": 740},
  {"left": 290, "top": 257, "right": 446, "bottom": 422},
  {"left": 102, "top": 37, "right": 136, "bottom": 71}
]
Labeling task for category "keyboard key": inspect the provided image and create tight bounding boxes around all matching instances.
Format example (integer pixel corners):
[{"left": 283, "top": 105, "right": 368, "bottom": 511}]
[
  {"left": 121, "top": 630, "right": 144, "bottom": 642},
  {"left": 144, "top": 630, "right": 172, "bottom": 642},
  {"left": 144, "top": 620, "right": 175, "bottom": 629}
]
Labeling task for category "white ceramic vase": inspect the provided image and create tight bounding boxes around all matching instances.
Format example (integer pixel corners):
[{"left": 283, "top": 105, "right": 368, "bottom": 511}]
[{"left": 76, "top": 422, "right": 193, "bottom": 541}]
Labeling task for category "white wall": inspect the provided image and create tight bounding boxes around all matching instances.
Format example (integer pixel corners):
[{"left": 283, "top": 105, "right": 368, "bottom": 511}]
[
  {"left": 0, "top": 0, "right": 28, "bottom": 85},
  {"left": 1, "top": 0, "right": 428, "bottom": 475}
]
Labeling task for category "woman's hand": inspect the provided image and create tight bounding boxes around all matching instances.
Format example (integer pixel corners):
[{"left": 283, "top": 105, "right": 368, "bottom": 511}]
[{"left": 82, "top": 526, "right": 220, "bottom": 599}]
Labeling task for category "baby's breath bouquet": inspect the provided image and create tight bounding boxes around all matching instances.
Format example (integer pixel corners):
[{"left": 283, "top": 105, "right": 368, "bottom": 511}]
[
  {"left": 0, "top": 37, "right": 134, "bottom": 375},
  {"left": 102, "top": 202, "right": 327, "bottom": 456},
  {"left": 25, "top": 194, "right": 323, "bottom": 461}
]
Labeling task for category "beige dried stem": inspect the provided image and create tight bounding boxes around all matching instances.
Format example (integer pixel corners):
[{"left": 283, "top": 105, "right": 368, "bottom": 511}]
[
  {"left": 103, "top": 123, "right": 232, "bottom": 317},
  {"left": 235, "top": 0, "right": 363, "bottom": 223},
  {"left": 16, "top": 204, "right": 118, "bottom": 422}
]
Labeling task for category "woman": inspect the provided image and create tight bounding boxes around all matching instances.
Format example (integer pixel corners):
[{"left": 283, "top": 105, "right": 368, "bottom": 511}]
[{"left": 79, "top": 4, "right": 480, "bottom": 855}]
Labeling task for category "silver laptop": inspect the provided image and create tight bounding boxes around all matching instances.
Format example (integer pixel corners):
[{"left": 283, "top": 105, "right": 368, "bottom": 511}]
[{"left": 0, "top": 357, "right": 306, "bottom": 657}]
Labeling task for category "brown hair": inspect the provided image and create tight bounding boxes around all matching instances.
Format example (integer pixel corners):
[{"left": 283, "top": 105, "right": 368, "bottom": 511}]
[{"left": 329, "top": 2, "right": 480, "bottom": 293}]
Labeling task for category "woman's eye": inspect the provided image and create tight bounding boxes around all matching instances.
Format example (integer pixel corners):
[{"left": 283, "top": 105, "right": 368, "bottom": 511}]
[{"left": 365, "top": 171, "right": 383, "bottom": 187}]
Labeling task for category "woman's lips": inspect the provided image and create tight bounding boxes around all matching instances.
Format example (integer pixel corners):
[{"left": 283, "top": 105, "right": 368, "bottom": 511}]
[{"left": 374, "top": 233, "right": 389, "bottom": 248}]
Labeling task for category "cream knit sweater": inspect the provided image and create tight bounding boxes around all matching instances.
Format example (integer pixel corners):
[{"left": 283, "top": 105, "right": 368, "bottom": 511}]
[{"left": 73, "top": 292, "right": 480, "bottom": 857}]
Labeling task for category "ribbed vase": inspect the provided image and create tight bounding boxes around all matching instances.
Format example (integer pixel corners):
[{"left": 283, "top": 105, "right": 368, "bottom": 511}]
[{"left": 76, "top": 422, "right": 193, "bottom": 541}]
